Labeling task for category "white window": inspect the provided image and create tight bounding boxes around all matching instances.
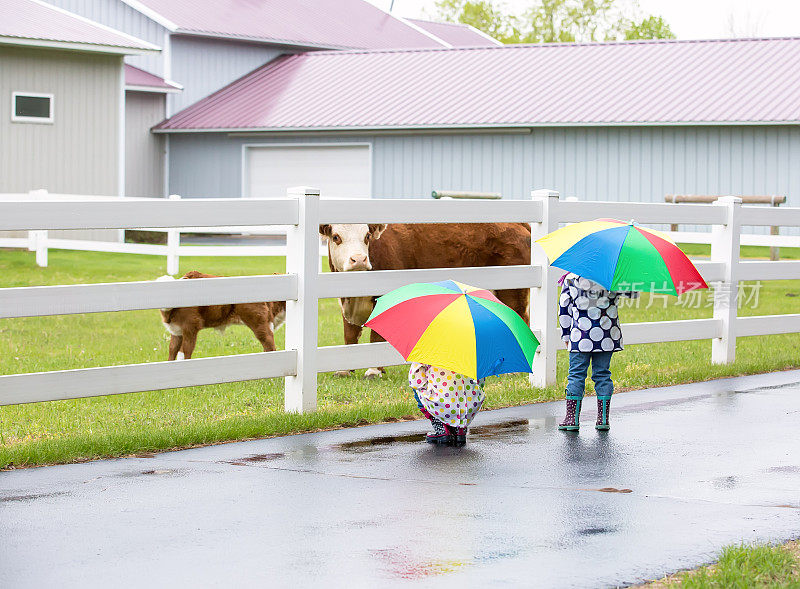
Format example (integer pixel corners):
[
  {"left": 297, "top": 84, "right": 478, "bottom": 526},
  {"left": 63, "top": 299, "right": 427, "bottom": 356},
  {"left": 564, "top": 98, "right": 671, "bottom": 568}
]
[{"left": 12, "top": 92, "right": 54, "bottom": 123}]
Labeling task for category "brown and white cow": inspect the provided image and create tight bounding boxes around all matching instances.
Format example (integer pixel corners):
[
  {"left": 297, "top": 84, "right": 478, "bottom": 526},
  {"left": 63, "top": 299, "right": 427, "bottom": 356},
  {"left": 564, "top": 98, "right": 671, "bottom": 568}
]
[
  {"left": 320, "top": 223, "right": 532, "bottom": 378},
  {"left": 157, "top": 271, "right": 286, "bottom": 360}
]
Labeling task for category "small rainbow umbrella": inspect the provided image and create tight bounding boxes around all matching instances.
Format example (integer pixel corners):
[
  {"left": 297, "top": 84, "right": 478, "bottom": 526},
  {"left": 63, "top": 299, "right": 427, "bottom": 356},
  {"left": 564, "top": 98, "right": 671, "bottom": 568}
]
[
  {"left": 536, "top": 218, "right": 708, "bottom": 295},
  {"left": 365, "top": 280, "right": 539, "bottom": 380}
]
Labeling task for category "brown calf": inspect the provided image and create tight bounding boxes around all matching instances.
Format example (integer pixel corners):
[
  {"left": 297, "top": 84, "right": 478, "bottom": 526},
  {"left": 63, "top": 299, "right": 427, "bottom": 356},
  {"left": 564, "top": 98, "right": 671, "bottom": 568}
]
[{"left": 158, "top": 271, "right": 286, "bottom": 360}]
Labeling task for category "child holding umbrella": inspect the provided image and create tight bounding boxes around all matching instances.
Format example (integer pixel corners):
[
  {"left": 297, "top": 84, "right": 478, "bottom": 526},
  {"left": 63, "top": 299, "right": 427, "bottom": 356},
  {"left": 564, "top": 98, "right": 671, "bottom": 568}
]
[
  {"left": 409, "top": 362, "right": 485, "bottom": 447},
  {"left": 365, "top": 280, "right": 540, "bottom": 448},
  {"left": 557, "top": 273, "right": 637, "bottom": 431},
  {"left": 535, "top": 218, "right": 708, "bottom": 432}
]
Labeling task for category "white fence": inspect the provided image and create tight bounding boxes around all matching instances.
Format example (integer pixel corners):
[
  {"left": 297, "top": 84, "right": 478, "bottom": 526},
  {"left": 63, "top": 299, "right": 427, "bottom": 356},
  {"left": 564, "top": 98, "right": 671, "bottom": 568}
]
[
  {"left": 0, "top": 191, "right": 320, "bottom": 275},
  {"left": 4, "top": 191, "right": 798, "bottom": 275},
  {"left": 1, "top": 188, "right": 800, "bottom": 411}
]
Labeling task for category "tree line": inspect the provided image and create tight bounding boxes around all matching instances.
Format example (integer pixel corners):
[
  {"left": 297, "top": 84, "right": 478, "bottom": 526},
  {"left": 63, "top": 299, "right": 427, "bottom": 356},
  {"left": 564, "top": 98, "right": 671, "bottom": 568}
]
[{"left": 431, "top": 0, "right": 675, "bottom": 44}]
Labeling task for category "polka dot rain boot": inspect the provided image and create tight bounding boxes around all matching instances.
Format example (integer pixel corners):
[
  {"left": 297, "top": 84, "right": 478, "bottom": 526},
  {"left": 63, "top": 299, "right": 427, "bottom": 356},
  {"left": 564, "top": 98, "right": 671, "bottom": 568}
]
[
  {"left": 558, "top": 395, "right": 582, "bottom": 431},
  {"left": 595, "top": 396, "right": 611, "bottom": 430},
  {"left": 426, "top": 419, "right": 452, "bottom": 445},
  {"left": 453, "top": 427, "right": 467, "bottom": 448}
]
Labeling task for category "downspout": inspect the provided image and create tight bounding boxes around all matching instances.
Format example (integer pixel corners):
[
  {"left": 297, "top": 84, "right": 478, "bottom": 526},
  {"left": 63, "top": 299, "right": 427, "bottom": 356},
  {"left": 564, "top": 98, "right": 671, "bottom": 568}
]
[
  {"left": 163, "top": 30, "right": 172, "bottom": 197},
  {"left": 118, "top": 56, "right": 126, "bottom": 198}
]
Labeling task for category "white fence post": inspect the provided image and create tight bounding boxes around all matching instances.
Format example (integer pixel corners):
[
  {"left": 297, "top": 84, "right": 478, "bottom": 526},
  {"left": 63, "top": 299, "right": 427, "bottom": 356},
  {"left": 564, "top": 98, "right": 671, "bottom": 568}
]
[
  {"left": 166, "top": 194, "right": 181, "bottom": 275},
  {"left": 530, "top": 189, "right": 560, "bottom": 388},
  {"left": 34, "top": 230, "right": 48, "bottom": 268},
  {"left": 711, "top": 196, "right": 742, "bottom": 364},
  {"left": 284, "top": 186, "right": 321, "bottom": 413},
  {"left": 28, "top": 189, "right": 49, "bottom": 267}
]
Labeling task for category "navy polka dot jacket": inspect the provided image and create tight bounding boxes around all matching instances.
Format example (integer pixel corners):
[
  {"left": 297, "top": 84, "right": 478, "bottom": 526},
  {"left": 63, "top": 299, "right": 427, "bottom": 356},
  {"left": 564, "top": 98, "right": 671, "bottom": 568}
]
[{"left": 559, "top": 274, "right": 638, "bottom": 353}]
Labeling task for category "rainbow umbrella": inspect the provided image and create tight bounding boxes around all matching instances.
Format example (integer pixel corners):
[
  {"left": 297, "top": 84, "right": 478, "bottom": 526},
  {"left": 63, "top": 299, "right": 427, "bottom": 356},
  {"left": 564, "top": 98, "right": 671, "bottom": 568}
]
[
  {"left": 364, "top": 280, "right": 539, "bottom": 380},
  {"left": 536, "top": 218, "right": 708, "bottom": 295}
]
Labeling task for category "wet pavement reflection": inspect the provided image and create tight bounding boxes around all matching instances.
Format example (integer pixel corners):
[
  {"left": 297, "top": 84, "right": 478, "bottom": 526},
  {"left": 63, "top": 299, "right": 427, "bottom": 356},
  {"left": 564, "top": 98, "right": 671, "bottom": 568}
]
[{"left": 1, "top": 371, "right": 800, "bottom": 588}]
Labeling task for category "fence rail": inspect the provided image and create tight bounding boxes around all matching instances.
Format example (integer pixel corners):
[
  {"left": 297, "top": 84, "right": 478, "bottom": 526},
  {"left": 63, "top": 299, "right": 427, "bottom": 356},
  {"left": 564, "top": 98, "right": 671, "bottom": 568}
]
[
  {"left": 665, "top": 231, "right": 800, "bottom": 249},
  {"left": 316, "top": 265, "right": 542, "bottom": 299},
  {"left": 0, "top": 351, "right": 297, "bottom": 406},
  {"left": 0, "top": 192, "right": 325, "bottom": 273},
  {"left": 1, "top": 188, "right": 799, "bottom": 410},
  {"left": 558, "top": 200, "right": 727, "bottom": 224},
  {"left": 0, "top": 198, "right": 299, "bottom": 230},
  {"left": 0, "top": 274, "right": 297, "bottom": 319}
]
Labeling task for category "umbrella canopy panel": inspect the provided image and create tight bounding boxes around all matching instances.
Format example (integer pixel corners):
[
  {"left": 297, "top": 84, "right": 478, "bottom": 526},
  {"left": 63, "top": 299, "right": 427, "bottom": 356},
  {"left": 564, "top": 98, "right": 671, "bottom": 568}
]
[
  {"left": 536, "top": 219, "right": 707, "bottom": 295},
  {"left": 366, "top": 280, "right": 539, "bottom": 379}
]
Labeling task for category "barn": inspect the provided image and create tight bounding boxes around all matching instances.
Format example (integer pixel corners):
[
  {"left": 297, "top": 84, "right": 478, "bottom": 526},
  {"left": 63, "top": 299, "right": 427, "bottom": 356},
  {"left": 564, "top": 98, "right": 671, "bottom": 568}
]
[
  {"left": 154, "top": 37, "right": 800, "bottom": 216},
  {"left": 0, "top": 0, "right": 160, "bottom": 241},
  {"left": 33, "top": 0, "right": 496, "bottom": 201},
  {"left": 0, "top": 0, "right": 158, "bottom": 198}
]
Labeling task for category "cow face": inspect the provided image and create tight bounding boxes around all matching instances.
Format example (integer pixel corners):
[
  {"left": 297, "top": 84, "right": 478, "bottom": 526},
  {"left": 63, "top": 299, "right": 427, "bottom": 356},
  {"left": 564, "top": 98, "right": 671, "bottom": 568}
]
[{"left": 319, "top": 223, "right": 387, "bottom": 272}]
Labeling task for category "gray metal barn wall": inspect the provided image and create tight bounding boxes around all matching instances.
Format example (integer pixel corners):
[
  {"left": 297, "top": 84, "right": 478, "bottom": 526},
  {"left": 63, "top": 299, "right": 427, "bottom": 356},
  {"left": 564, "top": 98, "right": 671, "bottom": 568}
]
[
  {"left": 40, "top": 0, "right": 167, "bottom": 76},
  {"left": 125, "top": 91, "right": 165, "bottom": 197},
  {"left": 367, "top": 126, "right": 800, "bottom": 205},
  {"left": 169, "top": 37, "right": 286, "bottom": 113},
  {"left": 168, "top": 126, "right": 800, "bottom": 212},
  {"left": 1, "top": 47, "right": 121, "bottom": 195},
  {"left": 0, "top": 46, "right": 122, "bottom": 241}
]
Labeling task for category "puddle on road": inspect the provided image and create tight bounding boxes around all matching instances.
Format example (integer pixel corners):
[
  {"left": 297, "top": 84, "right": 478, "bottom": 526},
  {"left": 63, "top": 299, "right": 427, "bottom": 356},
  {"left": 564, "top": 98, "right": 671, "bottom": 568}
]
[
  {"left": 595, "top": 487, "right": 633, "bottom": 494},
  {"left": 371, "top": 548, "right": 468, "bottom": 579},
  {"left": 219, "top": 419, "right": 534, "bottom": 462},
  {"left": 765, "top": 465, "right": 800, "bottom": 474},
  {"left": 371, "top": 541, "right": 523, "bottom": 579},
  {"left": 712, "top": 475, "right": 739, "bottom": 489},
  {"left": 225, "top": 453, "right": 286, "bottom": 466},
  {"left": 0, "top": 491, "right": 70, "bottom": 503},
  {"left": 338, "top": 433, "right": 426, "bottom": 452},
  {"left": 220, "top": 419, "right": 541, "bottom": 460},
  {"left": 469, "top": 420, "right": 530, "bottom": 439},
  {"left": 337, "top": 419, "right": 531, "bottom": 453},
  {"left": 578, "top": 526, "right": 617, "bottom": 536},
  {"left": 110, "top": 468, "right": 183, "bottom": 479},
  {"left": 238, "top": 453, "right": 285, "bottom": 463}
]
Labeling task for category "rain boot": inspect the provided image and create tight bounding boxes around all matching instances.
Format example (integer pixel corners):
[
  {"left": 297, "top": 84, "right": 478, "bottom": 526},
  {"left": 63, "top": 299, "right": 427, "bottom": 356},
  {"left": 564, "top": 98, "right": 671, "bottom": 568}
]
[
  {"left": 453, "top": 427, "right": 467, "bottom": 448},
  {"left": 595, "top": 396, "right": 611, "bottom": 430},
  {"left": 426, "top": 419, "right": 451, "bottom": 445},
  {"left": 558, "top": 395, "right": 582, "bottom": 431}
]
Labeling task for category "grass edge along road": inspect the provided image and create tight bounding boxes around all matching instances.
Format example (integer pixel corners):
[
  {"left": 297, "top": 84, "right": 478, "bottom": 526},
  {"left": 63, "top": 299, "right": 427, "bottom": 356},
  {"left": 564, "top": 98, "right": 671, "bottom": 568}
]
[
  {"left": 643, "top": 541, "right": 800, "bottom": 588},
  {"left": 1, "top": 246, "right": 799, "bottom": 469}
]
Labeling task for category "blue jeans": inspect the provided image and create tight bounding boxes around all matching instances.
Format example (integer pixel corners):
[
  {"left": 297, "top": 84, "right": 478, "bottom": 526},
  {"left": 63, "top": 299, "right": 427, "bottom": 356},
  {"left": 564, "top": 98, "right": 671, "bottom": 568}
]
[{"left": 566, "top": 351, "right": 614, "bottom": 399}]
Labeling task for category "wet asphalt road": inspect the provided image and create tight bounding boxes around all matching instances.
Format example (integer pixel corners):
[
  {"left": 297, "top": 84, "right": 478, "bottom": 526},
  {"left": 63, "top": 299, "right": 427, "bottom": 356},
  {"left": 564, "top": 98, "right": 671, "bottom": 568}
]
[{"left": 2, "top": 371, "right": 799, "bottom": 588}]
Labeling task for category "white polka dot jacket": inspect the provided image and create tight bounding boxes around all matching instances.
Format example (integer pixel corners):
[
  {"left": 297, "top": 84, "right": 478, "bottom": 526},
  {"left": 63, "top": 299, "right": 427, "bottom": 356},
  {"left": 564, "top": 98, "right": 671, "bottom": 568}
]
[{"left": 559, "top": 274, "right": 639, "bottom": 353}]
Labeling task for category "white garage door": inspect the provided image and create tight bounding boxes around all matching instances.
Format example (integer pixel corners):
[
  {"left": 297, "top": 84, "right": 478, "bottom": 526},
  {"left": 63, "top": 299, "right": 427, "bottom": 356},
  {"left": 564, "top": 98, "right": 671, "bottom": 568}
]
[{"left": 245, "top": 144, "right": 371, "bottom": 198}]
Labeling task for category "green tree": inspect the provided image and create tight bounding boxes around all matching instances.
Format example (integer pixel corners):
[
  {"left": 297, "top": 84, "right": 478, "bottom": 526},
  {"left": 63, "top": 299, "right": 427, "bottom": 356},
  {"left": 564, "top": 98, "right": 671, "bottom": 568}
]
[
  {"left": 522, "top": 0, "right": 625, "bottom": 43},
  {"left": 431, "top": 0, "right": 522, "bottom": 43},
  {"left": 624, "top": 15, "right": 676, "bottom": 40},
  {"left": 431, "top": 0, "right": 675, "bottom": 44}
]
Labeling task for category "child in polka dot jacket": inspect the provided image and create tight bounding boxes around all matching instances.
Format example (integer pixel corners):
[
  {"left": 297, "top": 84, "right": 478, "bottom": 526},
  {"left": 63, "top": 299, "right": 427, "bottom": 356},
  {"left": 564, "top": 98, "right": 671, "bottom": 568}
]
[
  {"left": 557, "top": 273, "right": 638, "bottom": 431},
  {"left": 409, "top": 363, "right": 486, "bottom": 447}
]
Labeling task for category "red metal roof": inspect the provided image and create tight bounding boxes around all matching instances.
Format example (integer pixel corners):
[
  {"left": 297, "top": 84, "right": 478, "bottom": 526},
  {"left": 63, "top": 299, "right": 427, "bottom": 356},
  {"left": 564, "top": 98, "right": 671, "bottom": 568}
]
[
  {"left": 406, "top": 18, "right": 501, "bottom": 47},
  {"left": 129, "top": 0, "right": 445, "bottom": 50},
  {"left": 156, "top": 38, "right": 800, "bottom": 132},
  {"left": 0, "top": 0, "right": 158, "bottom": 53},
  {"left": 125, "top": 64, "right": 181, "bottom": 91}
]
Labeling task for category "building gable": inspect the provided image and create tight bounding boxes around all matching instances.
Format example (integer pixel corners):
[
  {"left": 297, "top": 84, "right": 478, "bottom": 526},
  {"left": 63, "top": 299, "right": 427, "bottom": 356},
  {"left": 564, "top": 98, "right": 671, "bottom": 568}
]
[
  {"left": 116, "top": 0, "right": 447, "bottom": 50},
  {"left": 37, "top": 0, "right": 167, "bottom": 75}
]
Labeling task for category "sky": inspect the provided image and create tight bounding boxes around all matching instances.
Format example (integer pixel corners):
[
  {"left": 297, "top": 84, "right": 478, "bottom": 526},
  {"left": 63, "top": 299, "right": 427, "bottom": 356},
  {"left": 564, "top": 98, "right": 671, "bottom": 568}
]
[{"left": 369, "top": 0, "right": 800, "bottom": 40}]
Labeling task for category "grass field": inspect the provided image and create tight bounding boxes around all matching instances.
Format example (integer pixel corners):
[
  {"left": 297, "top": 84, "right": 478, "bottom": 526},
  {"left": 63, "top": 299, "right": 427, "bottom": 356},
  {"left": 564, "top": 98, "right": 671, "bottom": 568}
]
[
  {"left": 646, "top": 541, "right": 800, "bottom": 587},
  {"left": 1, "top": 245, "right": 799, "bottom": 469}
]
